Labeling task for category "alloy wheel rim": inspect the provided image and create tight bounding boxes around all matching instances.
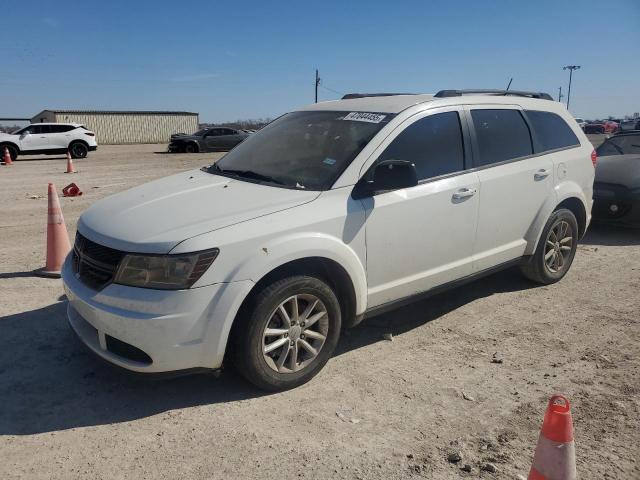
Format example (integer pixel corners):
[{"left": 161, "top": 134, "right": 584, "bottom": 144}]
[
  {"left": 262, "top": 294, "right": 329, "bottom": 373},
  {"left": 544, "top": 220, "right": 573, "bottom": 273},
  {"left": 73, "top": 144, "right": 85, "bottom": 157}
]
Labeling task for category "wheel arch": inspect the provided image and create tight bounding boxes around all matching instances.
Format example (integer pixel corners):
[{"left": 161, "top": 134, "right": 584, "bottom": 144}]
[
  {"left": 68, "top": 139, "right": 90, "bottom": 148},
  {"left": 525, "top": 188, "right": 589, "bottom": 255},
  {"left": 556, "top": 197, "right": 587, "bottom": 238},
  {"left": 0, "top": 141, "right": 20, "bottom": 153},
  {"left": 240, "top": 256, "right": 359, "bottom": 328}
]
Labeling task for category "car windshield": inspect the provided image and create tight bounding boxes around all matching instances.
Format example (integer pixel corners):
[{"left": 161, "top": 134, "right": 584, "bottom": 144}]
[
  {"left": 208, "top": 110, "right": 394, "bottom": 190},
  {"left": 192, "top": 129, "right": 208, "bottom": 136},
  {"left": 597, "top": 134, "right": 640, "bottom": 156}
]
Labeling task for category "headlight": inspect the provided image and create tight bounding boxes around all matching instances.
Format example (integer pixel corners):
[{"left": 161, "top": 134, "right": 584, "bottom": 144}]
[{"left": 114, "top": 249, "right": 219, "bottom": 290}]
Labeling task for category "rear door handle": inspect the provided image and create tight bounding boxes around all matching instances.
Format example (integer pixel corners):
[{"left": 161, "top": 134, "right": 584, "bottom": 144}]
[
  {"left": 452, "top": 187, "right": 477, "bottom": 200},
  {"left": 534, "top": 168, "right": 551, "bottom": 180}
]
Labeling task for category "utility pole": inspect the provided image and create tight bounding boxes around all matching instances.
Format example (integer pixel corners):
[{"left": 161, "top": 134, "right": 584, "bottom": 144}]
[
  {"left": 315, "top": 69, "right": 320, "bottom": 103},
  {"left": 562, "top": 65, "right": 581, "bottom": 110},
  {"left": 558, "top": 86, "right": 564, "bottom": 103}
]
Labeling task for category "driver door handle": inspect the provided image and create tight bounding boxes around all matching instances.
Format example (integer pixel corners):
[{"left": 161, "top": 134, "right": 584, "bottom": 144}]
[
  {"left": 452, "top": 187, "right": 477, "bottom": 200},
  {"left": 534, "top": 168, "right": 551, "bottom": 180}
]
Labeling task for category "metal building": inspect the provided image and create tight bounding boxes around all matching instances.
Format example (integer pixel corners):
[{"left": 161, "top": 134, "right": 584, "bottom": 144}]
[{"left": 30, "top": 110, "right": 199, "bottom": 145}]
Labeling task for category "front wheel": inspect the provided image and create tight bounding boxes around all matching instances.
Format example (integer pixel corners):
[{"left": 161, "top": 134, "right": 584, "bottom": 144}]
[
  {"left": 232, "top": 275, "right": 342, "bottom": 391},
  {"left": 520, "top": 208, "right": 579, "bottom": 284},
  {"left": 2, "top": 145, "right": 18, "bottom": 162},
  {"left": 184, "top": 143, "right": 198, "bottom": 153},
  {"left": 69, "top": 142, "right": 88, "bottom": 159}
]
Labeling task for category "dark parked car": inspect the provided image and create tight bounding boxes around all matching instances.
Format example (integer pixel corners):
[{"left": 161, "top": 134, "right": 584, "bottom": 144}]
[
  {"left": 168, "top": 127, "right": 249, "bottom": 153},
  {"left": 592, "top": 132, "right": 640, "bottom": 227}
]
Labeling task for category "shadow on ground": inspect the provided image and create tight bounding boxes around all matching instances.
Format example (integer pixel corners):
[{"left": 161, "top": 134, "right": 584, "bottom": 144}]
[
  {"left": 581, "top": 223, "right": 640, "bottom": 246},
  {"left": 0, "top": 267, "right": 534, "bottom": 435}
]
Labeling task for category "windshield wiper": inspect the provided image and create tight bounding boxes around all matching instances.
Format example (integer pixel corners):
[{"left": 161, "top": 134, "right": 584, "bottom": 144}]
[{"left": 211, "top": 165, "right": 285, "bottom": 185}]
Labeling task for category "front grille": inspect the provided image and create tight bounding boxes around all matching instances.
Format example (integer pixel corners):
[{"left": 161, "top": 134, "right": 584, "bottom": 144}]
[{"left": 72, "top": 233, "right": 126, "bottom": 290}]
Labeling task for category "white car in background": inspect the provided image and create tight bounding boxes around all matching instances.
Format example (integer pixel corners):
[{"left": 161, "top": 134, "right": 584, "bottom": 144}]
[
  {"left": 63, "top": 89, "right": 595, "bottom": 391},
  {"left": 574, "top": 117, "right": 587, "bottom": 131},
  {"left": 0, "top": 123, "right": 97, "bottom": 161}
]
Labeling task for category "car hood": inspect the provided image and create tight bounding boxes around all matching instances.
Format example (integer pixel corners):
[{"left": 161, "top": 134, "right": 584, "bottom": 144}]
[
  {"left": 595, "top": 154, "right": 640, "bottom": 188},
  {"left": 78, "top": 169, "right": 320, "bottom": 253},
  {"left": 170, "top": 134, "right": 201, "bottom": 141},
  {"left": 0, "top": 132, "right": 17, "bottom": 140}
]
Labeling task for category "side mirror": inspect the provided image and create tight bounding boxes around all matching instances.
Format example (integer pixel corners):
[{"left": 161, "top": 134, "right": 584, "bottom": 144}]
[
  {"left": 372, "top": 159, "right": 418, "bottom": 190},
  {"left": 353, "top": 159, "right": 418, "bottom": 198}
]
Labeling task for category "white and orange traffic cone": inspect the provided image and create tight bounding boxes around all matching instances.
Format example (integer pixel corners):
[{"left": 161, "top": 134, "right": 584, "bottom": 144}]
[
  {"left": 65, "top": 152, "right": 76, "bottom": 173},
  {"left": 2, "top": 146, "right": 13, "bottom": 165},
  {"left": 36, "top": 183, "right": 72, "bottom": 277},
  {"left": 528, "top": 394, "right": 577, "bottom": 480}
]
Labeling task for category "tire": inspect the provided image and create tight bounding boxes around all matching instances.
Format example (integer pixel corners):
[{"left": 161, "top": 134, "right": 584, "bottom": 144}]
[
  {"left": 1, "top": 144, "right": 18, "bottom": 161},
  {"left": 184, "top": 142, "right": 198, "bottom": 153},
  {"left": 520, "top": 208, "right": 579, "bottom": 285},
  {"left": 231, "top": 275, "right": 342, "bottom": 391},
  {"left": 69, "top": 142, "right": 88, "bottom": 159}
]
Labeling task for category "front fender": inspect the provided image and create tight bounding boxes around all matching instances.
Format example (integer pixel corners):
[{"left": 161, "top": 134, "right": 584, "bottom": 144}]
[{"left": 225, "top": 232, "right": 368, "bottom": 315}]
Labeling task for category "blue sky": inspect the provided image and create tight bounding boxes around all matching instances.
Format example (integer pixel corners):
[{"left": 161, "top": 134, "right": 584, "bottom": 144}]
[{"left": 1, "top": 0, "right": 638, "bottom": 122}]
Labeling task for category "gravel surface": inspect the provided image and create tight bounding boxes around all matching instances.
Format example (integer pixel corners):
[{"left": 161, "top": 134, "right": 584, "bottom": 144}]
[{"left": 1, "top": 143, "right": 638, "bottom": 479}]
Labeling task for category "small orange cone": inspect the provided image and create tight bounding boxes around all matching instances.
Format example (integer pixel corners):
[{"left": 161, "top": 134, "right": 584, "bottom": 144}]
[
  {"left": 62, "top": 182, "right": 83, "bottom": 197},
  {"left": 36, "top": 183, "right": 72, "bottom": 278},
  {"left": 65, "top": 152, "right": 76, "bottom": 173},
  {"left": 528, "top": 394, "right": 577, "bottom": 480},
  {"left": 2, "top": 146, "right": 13, "bottom": 165}
]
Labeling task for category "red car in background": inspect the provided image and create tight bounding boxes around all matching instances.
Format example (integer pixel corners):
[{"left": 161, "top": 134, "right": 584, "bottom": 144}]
[{"left": 584, "top": 120, "right": 619, "bottom": 134}]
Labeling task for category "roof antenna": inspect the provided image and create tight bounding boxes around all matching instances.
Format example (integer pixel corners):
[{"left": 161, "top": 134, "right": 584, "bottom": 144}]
[{"left": 506, "top": 78, "right": 513, "bottom": 91}]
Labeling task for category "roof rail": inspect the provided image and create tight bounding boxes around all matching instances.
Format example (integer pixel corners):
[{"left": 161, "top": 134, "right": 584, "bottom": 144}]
[
  {"left": 434, "top": 89, "right": 554, "bottom": 101},
  {"left": 341, "top": 93, "right": 416, "bottom": 100}
]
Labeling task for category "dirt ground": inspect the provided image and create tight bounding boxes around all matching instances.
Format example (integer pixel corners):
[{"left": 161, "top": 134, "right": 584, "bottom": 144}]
[{"left": 0, "top": 143, "right": 638, "bottom": 479}]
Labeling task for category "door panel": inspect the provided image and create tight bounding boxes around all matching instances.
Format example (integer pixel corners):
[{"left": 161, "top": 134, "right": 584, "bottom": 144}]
[
  {"left": 19, "top": 126, "right": 49, "bottom": 152},
  {"left": 364, "top": 172, "right": 480, "bottom": 307},
  {"left": 473, "top": 157, "right": 553, "bottom": 270},
  {"left": 205, "top": 129, "right": 223, "bottom": 150},
  {"left": 466, "top": 106, "right": 554, "bottom": 271}
]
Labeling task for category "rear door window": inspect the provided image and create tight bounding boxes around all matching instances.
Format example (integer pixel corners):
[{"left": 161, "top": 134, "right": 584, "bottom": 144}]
[
  {"left": 526, "top": 110, "right": 580, "bottom": 152},
  {"left": 377, "top": 111, "right": 465, "bottom": 181},
  {"left": 470, "top": 109, "right": 533, "bottom": 166}
]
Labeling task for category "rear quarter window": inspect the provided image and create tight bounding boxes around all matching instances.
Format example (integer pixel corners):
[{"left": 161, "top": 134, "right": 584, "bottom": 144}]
[{"left": 525, "top": 110, "right": 580, "bottom": 153}]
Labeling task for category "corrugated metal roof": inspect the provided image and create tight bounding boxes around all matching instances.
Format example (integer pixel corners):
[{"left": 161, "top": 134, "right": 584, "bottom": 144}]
[{"left": 40, "top": 109, "right": 199, "bottom": 115}]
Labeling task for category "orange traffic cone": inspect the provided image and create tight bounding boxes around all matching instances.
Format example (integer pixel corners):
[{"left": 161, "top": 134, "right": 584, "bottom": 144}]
[
  {"left": 528, "top": 394, "right": 576, "bottom": 480},
  {"left": 36, "top": 183, "right": 72, "bottom": 277},
  {"left": 2, "top": 146, "right": 13, "bottom": 165},
  {"left": 65, "top": 152, "right": 76, "bottom": 173}
]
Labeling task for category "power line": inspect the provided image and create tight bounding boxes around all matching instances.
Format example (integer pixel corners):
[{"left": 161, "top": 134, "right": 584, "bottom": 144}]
[{"left": 319, "top": 84, "right": 344, "bottom": 96}]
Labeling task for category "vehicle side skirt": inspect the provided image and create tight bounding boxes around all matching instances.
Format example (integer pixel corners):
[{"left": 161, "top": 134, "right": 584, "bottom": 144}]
[{"left": 362, "top": 257, "right": 526, "bottom": 320}]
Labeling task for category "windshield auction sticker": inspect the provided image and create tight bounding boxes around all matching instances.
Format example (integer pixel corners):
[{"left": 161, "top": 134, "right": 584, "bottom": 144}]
[{"left": 342, "top": 112, "right": 387, "bottom": 123}]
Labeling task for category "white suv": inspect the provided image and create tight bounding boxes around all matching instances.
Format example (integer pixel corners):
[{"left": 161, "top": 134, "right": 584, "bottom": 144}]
[
  {"left": 62, "top": 90, "right": 595, "bottom": 390},
  {"left": 0, "top": 123, "right": 97, "bottom": 161}
]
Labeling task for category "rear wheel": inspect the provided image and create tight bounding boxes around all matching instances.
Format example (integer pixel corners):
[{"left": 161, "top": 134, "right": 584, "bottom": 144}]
[
  {"left": 69, "top": 142, "right": 88, "bottom": 159},
  {"left": 232, "top": 275, "right": 342, "bottom": 391},
  {"left": 520, "top": 208, "right": 578, "bottom": 284}
]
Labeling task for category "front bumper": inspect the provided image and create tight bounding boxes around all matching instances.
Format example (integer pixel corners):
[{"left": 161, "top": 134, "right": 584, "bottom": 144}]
[
  {"left": 592, "top": 183, "right": 640, "bottom": 227},
  {"left": 62, "top": 256, "right": 254, "bottom": 373}
]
